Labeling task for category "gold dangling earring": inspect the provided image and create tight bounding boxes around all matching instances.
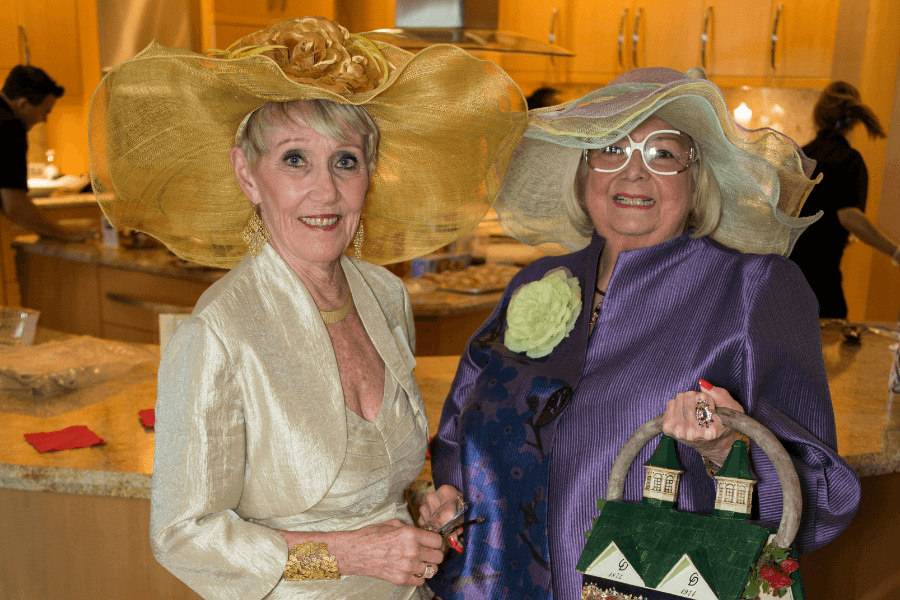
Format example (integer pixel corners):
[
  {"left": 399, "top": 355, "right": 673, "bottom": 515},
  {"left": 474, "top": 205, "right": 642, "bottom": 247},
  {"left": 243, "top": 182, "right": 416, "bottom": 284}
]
[
  {"left": 242, "top": 209, "right": 270, "bottom": 257},
  {"left": 353, "top": 218, "right": 364, "bottom": 261}
]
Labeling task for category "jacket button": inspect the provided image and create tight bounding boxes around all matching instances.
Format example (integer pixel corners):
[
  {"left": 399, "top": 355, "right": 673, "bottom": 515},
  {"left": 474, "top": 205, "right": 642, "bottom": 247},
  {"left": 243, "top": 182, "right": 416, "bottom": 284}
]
[{"left": 535, "top": 385, "right": 573, "bottom": 427}]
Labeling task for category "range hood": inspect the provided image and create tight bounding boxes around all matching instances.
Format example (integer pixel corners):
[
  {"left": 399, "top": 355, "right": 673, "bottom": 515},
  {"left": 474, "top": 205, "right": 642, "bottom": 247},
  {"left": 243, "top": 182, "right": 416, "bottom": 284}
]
[
  {"left": 363, "top": 0, "right": 574, "bottom": 57},
  {"left": 97, "top": 0, "right": 201, "bottom": 73}
]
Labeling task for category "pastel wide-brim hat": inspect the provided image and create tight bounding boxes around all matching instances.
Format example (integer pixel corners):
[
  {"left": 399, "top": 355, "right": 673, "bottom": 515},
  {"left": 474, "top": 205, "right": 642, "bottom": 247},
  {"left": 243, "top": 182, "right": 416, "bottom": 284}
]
[
  {"left": 89, "top": 17, "right": 527, "bottom": 267},
  {"left": 494, "top": 67, "right": 821, "bottom": 256}
]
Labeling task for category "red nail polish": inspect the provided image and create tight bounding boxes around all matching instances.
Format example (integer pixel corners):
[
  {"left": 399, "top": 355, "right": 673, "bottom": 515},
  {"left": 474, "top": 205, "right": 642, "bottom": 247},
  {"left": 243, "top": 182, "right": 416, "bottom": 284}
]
[
  {"left": 699, "top": 379, "right": 713, "bottom": 390},
  {"left": 449, "top": 538, "right": 463, "bottom": 553}
]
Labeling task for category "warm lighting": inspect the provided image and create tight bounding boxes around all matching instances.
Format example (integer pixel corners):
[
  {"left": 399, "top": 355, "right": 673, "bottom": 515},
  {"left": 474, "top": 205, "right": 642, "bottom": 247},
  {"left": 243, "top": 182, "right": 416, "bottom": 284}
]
[{"left": 733, "top": 102, "right": 752, "bottom": 126}]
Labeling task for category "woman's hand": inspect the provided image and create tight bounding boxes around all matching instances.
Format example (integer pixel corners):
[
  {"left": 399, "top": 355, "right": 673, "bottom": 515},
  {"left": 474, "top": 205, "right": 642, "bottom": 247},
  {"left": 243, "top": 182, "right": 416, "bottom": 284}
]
[
  {"left": 419, "top": 484, "right": 465, "bottom": 554},
  {"left": 662, "top": 380, "right": 745, "bottom": 468},
  {"left": 279, "top": 520, "right": 445, "bottom": 586}
]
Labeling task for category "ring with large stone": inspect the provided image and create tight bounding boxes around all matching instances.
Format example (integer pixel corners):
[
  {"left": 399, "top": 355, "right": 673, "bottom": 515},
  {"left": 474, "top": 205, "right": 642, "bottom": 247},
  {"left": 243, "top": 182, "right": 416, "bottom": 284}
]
[
  {"left": 417, "top": 564, "right": 436, "bottom": 579},
  {"left": 695, "top": 397, "right": 714, "bottom": 428}
]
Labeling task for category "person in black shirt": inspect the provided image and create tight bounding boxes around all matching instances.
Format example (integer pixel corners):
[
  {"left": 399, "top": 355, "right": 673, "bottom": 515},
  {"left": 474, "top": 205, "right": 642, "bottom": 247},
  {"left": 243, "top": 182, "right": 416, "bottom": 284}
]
[
  {"left": 790, "top": 81, "right": 899, "bottom": 318},
  {"left": 0, "top": 65, "right": 92, "bottom": 241}
]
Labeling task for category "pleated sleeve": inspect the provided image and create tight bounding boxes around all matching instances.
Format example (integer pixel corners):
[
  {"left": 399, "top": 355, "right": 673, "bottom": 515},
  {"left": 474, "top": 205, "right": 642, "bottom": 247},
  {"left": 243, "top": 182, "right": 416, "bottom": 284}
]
[{"left": 741, "top": 255, "right": 861, "bottom": 554}]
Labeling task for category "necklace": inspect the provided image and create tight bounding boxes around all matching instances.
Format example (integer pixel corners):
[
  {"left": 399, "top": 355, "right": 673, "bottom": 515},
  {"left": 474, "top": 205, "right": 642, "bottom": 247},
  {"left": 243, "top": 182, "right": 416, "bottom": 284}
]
[
  {"left": 589, "top": 286, "right": 606, "bottom": 329},
  {"left": 319, "top": 289, "right": 353, "bottom": 324}
]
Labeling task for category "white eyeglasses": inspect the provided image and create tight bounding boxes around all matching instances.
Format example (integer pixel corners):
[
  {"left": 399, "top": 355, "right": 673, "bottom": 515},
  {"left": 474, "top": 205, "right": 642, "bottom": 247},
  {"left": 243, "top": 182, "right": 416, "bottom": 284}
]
[{"left": 583, "top": 129, "right": 696, "bottom": 175}]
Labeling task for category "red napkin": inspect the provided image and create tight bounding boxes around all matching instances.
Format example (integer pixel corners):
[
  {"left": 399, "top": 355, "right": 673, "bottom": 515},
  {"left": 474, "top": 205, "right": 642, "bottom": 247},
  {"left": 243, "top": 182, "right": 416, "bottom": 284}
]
[
  {"left": 139, "top": 409, "right": 155, "bottom": 428},
  {"left": 24, "top": 426, "right": 105, "bottom": 452}
]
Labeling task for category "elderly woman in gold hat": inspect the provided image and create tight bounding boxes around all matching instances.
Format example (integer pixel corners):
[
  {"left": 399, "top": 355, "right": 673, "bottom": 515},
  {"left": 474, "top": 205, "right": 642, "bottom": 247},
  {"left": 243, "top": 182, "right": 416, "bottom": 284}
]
[
  {"left": 90, "top": 17, "right": 525, "bottom": 600},
  {"left": 427, "top": 67, "right": 861, "bottom": 599}
]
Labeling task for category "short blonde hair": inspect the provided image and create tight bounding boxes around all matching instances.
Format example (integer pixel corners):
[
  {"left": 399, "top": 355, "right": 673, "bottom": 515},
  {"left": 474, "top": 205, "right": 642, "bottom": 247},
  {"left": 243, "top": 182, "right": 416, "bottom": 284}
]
[
  {"left": 237, "top": 99, "right": 379, "bottom": 172},
  {"left": 564, "top": 140, "right": 722, "bottom": 239}
]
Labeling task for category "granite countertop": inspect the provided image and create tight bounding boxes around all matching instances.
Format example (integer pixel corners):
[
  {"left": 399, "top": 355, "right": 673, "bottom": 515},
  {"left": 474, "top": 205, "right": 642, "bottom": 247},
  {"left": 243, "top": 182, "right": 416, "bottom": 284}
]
[
  {"left": 1, "top": 322, "right": 897, "bottom": 501},
  {"left": 820, "top": 320, "right": 900, "bottom": 477},
  {"left": 14, "top": 237, "right": 508, "bottom": 316},
  {"left": 13, "top": 237, "right": 229, "bottom": 285},
  {"left": 33, "top": 192, "right": 103, "bottom": 210},
  {"left": 0, "top": 335, "right": 457, "bottom": 500}
]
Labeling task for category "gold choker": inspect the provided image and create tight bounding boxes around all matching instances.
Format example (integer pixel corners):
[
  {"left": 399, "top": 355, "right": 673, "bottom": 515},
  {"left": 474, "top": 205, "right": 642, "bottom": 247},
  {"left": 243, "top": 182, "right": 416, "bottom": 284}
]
[{"left": 319, "top": 290, "right": 353, "bottom": 324}]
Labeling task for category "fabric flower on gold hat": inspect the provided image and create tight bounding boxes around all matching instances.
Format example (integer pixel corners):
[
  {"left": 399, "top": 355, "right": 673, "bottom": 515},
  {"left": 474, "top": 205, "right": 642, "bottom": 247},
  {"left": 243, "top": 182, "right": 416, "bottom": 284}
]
[
  {"left": 207, "top": 17, "right": 389, "bottom": 94},
  {"left": 505, "top": 268, "right": 582, "bottom": 359}
]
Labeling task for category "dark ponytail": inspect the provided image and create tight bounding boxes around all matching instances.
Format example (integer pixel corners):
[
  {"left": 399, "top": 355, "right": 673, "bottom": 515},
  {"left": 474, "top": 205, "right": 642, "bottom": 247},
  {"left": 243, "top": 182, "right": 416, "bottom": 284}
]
[{"left": 813, "top": 81, "right": 886, "bottom": 139}]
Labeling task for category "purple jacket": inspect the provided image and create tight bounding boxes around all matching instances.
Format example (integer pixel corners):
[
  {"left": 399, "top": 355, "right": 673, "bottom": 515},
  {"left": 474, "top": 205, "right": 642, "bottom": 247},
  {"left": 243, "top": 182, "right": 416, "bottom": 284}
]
[{"left": 430, "top": 231, "right": 860, "bottom": 600}]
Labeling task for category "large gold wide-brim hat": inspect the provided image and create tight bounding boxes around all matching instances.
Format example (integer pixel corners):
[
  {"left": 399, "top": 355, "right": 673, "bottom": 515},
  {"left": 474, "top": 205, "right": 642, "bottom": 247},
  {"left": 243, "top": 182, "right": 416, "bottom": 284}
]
[
  {"left": 494, "top": 67, "right": 821, "bottom": 256},
  {"left": 89, "top": 17, "right": 527, "bottom": 267}
]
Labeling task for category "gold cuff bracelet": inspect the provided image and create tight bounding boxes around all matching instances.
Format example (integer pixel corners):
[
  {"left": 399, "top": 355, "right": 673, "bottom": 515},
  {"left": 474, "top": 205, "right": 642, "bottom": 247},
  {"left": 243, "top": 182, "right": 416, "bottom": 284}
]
[{"left": 284, "top": 541, "right": 340, "bottom": 581}]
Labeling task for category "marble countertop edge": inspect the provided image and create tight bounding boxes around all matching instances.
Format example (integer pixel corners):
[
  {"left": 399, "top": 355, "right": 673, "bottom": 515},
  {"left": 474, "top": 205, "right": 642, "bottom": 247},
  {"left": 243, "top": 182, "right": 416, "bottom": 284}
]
[
  {"left": 844, "top": 450, "right": 900, "bottom": 479},
  {"left": 0, "top": 463, "right": 151, "bottom": 499}
]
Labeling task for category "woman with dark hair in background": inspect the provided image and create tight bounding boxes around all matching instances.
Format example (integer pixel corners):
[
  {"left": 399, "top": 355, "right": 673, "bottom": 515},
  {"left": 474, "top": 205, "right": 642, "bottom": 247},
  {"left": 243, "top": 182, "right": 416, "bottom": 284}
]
[{"left": 790, "top": 80, "right": 899, "bottom": 318}]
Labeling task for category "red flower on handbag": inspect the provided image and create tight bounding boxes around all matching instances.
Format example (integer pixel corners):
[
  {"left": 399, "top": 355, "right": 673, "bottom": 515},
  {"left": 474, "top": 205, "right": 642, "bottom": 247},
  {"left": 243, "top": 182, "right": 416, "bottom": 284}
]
[
  {"left": 760, "top": 565, "right": 793, "bottom": 590},
  {"left": 780, "top": 558, "right": 799, "bottom": 574}
]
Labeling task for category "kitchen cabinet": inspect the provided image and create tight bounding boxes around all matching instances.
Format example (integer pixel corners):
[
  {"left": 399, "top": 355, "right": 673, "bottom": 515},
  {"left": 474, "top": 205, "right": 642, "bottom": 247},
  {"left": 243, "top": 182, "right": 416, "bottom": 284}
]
[
  {"left": 15, "top": 241, "right": 222, "bottom": 344},
  {"left": 505, "top": 1, "right": 705, "bottom": 86},
  {"left": 0, "top": 196, "right": 101, "bottom": 307},
  {"left": 335, "top": 0, "right": 396, "bottom": 33},
  {"left": 213, "top": 0, "right": 335, "bottom": 24},
  {"left": 0, "top": 0, "right": 83, "bottom": 97},
  {"left": 97, "top": 267, "right": 212, "bottom": 344},
  {"left": 629, "top": 1, "right": 703, "bottom": 74},
  {"left": 701, "top": 0, "right": 840, "bottom": 81},
  {"left": 497, "top": 0, "right": 839, "bottom": 88},
  {"left": 770, "top": 0, "right": 840, "bottom": 79},
  {"left": 497, "top": 0, "right": 571, "bottom": 85}
]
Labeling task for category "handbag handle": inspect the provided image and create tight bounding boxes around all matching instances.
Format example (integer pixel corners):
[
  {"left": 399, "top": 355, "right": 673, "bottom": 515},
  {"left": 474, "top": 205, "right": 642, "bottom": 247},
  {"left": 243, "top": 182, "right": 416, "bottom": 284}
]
[{"left": 605, "top": 407, "right": 801, "bottom": 549}]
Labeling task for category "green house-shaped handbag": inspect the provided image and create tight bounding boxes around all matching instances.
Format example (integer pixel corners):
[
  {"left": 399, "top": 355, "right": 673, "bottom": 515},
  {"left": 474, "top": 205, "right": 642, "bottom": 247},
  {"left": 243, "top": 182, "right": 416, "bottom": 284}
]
[{"left": 577, "top": 408, "right": 805, "bottom": 600}]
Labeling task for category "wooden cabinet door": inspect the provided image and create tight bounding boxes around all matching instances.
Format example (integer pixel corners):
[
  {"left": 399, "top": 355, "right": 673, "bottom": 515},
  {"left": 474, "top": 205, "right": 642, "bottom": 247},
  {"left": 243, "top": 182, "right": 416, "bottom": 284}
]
[
  {"left": 772, "top": 0, "right": 840, "bottom": 80},
  {"left": 17, "top": 252, "right": 102, "bottom": 337},
  {"left": 278, "top": 0, "right": 335, "bottom": 19},
  {"left": 569, "top": 0, "right": 632, "bottom": 81},
  {"left": 336, "top": 0, "right": 396, "bottom": 33},
  {"left": 498, "top": 0, "right": 573, "bottom": 85},
  {"left": 0, "top": 0, "right": 18, "bottom": 77},
  {"left": 213, "top": 0, "right": 334, "bottom": 24},
  {"left": 212, "top": 0, "right": 270, "bottom": 24},
  {"left": 702, "top": 0, "right": 838, "bottom": 81},
  {"left": 631, "top": 0, "right": 704, "bottom": 73},
  {"left": 5, "top": 0, "right": 83, "bottom": 97},
  {"left": 700, "top": 0, "right": 772, "bottom": 78}
]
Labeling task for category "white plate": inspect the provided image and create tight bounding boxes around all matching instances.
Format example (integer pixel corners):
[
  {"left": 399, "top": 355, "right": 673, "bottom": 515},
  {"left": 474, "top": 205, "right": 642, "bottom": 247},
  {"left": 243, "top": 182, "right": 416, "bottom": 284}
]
[{"left": 27, "top": 175, "right": 89, "bottom": 197}]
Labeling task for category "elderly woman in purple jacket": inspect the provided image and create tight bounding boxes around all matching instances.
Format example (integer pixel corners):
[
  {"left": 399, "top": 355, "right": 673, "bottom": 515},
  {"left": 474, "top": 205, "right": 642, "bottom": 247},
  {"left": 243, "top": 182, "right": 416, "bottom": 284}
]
[{"left": 424, "top": 67, "right": 862, "bottom": 600}]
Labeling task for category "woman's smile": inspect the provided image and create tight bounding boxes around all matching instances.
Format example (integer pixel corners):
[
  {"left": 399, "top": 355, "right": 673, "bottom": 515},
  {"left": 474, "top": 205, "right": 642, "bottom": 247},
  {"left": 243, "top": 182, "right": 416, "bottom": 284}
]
[
  {"left": 613, "top": 194, "right": 655, "bottom": 208},
  {"left": 298, "top": 214, "right": 341, "bottom": 229}
]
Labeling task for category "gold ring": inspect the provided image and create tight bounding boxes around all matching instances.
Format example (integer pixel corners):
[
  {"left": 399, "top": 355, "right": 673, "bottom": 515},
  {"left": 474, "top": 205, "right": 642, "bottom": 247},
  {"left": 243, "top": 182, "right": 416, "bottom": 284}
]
[{"left": 424, "top": 564, "right": 436, "bottom": 579}]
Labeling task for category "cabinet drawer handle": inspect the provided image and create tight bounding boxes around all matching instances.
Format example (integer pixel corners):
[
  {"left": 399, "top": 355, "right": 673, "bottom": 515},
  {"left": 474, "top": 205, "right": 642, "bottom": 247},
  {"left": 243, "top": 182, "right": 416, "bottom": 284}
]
[
  {"left": 632, "top": 7, "right": 642, "bottom": 68},
  {"left": 617, "top": 8, "right": 628, "bottom": 68},
  {"left": 700, "top": 6, "right": 713, "bottom": 70},
  {"left": 105, "top": 292, "right": 193, "bottom": 315},
  {"left": 548, "top": 6, "right": 559, "bottom": 44},
  {"left": 770, "top": 2, "right": 783, "bottom": 69},
  {"left": 548, "top": 6, "right": 560, "bottom": 64},
  {"left": 18, "top": 25, "right": 31, "bottom": 65}
]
